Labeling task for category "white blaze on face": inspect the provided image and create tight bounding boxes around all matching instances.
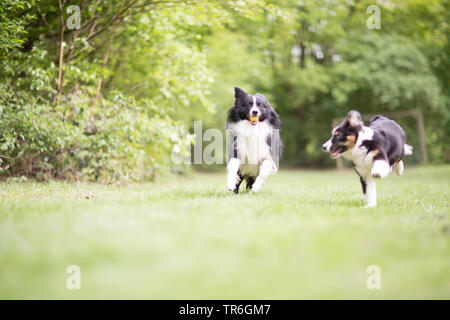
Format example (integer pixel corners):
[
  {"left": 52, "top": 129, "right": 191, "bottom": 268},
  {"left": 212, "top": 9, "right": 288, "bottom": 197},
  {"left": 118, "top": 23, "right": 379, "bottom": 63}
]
[
  {"left": 249, "top": 96, "right": 260, "bottom": 117},
  {"left": 322, "top": 139, "right": 332, "bottom": 152},
  {"left": 322, "top": 127, "right": 336, "bottom": 152}
]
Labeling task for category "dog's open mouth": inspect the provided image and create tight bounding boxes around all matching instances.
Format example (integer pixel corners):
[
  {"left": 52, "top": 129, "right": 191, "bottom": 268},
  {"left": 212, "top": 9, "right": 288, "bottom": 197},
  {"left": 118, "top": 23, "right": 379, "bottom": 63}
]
[
  {"left": 249, "top": 116, "right": 259, "bottom": 125},
  {"left": 331, "top": 150, "right": 342, "bottom": 159}
]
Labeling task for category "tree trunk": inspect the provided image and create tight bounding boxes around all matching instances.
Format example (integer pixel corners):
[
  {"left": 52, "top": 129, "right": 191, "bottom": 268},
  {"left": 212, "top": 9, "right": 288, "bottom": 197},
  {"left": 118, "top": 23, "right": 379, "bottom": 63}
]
[
  {"left": 94, "top": 35, "right": 114, "bottom": 108},
  {"left": 55, "top": 0, "right": 66, "bottom": 104}
]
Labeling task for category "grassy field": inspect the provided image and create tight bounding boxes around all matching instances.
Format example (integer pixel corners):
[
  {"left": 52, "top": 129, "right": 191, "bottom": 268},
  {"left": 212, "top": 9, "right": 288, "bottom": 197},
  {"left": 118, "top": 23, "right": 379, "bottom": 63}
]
[{"left": 0, "top": 166, "right": 449, "bottom": 299}]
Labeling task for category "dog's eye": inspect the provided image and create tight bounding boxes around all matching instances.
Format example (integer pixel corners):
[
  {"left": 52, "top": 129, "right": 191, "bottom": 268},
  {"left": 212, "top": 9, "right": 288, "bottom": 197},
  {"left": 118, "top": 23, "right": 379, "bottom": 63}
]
[
  {"left": 257, "top": 102, "right": 262, "bottom": 107},
  {"left": 247, "top": 101, "right": 253, "bottom": 107}
]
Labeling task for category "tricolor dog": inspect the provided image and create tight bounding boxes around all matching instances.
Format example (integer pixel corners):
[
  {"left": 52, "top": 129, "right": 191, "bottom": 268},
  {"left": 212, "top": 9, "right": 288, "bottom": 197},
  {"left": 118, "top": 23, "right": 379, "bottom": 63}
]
[
  {"left": 322, "top": 111, "right": 413, "bottom": 207},
  {"left": 226, "top": 87, "right": 282, "bottom": 193}
]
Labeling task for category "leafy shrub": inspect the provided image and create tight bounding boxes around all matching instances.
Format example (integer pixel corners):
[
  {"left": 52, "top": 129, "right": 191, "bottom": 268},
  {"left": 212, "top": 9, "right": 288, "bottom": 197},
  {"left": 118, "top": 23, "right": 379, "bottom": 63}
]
[{"left": 0, "top": 83, "right": 192, "bottom": 181}]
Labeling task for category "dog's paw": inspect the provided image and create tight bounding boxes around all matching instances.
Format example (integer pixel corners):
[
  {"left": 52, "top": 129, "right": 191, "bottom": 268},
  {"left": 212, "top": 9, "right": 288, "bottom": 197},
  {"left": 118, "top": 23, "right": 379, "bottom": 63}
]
[
  {"left": 363, "top": 203, "right": 377, "bottom": 208},
  {"left": 251, "top": 186, "right": 261, "bottom": 193},
  {"left": 371, "top": 160, "right": 390, "bottom": 179},
  {"left": 226, "top": 177, "right": 237, "bottom": 191},
  {"left": 251, "top": 180, "right": 263, "bottom": 193}
]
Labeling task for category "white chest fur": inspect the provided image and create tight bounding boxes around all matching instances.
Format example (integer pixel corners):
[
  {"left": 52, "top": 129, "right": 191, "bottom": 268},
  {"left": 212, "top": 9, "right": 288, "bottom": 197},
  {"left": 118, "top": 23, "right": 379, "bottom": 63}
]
[
  {"left": 228, "top": 120, "right": 273, "bottom": 173},
  {"left": 342, "top": 126, "right": 375, "bottom": 177}
]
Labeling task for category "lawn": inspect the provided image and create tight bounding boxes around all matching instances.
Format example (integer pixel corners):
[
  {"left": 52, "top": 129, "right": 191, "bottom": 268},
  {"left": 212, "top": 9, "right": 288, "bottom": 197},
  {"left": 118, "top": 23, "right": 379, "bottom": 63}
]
[{"left": 0, "top": 166, "right": 449, "bottom": 299}]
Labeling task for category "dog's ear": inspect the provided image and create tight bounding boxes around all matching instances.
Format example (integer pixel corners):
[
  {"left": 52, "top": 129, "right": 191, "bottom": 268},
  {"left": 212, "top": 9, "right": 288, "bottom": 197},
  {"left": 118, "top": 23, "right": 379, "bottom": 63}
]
[
  {"left": 346, "top": 110, "right": 363, "bottom": 127},
  {"left": 234, "top": 87, "right": 247, "bottom": 99},
  {"left": 255, "top": 93, "right": 270, "bottom": 108},
  {"left": 262, "top": 96, "right": 272, "bottom": 109}
]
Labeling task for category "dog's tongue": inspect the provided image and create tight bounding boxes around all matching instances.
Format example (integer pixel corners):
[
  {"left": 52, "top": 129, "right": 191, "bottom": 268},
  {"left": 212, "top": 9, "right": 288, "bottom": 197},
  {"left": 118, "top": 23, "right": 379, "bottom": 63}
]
[
  {"left": 332, "top": 150, "right": 340, "bottom": 158},
  {"left": 250, "top": 116, "right": 259, "bottom": 125}
]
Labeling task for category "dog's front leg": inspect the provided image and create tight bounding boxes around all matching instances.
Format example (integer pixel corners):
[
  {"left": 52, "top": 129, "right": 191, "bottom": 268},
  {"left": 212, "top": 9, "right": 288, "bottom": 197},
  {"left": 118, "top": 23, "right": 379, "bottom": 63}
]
[
  {"left": 363, "top": 177, "right": 377, "bottom": 208},
  {"left": 227, "top": 158, "right": 240, "bottom": 191},
  {"left": 252, "top": 159, "right": 275, "bottom": 192}
]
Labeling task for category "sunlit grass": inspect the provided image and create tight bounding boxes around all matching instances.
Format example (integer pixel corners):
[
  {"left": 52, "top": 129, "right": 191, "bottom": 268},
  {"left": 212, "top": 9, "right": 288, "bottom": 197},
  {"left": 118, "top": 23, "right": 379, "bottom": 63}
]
[{"left": 0, "top": 166, "right": 449, "bottom": 299}]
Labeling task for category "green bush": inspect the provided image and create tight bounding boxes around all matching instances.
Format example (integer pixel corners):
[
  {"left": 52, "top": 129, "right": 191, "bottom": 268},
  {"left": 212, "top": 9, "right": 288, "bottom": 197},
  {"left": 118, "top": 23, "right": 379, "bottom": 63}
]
[{"left": 0, "top": 83, "right": 191, "bottom": 181}]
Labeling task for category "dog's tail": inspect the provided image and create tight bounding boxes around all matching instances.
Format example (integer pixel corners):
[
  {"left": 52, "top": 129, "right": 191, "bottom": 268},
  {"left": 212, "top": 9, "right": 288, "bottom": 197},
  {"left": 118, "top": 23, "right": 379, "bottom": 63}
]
[{"left": 404, "top": 144, "right": 413, "bottom": 156}]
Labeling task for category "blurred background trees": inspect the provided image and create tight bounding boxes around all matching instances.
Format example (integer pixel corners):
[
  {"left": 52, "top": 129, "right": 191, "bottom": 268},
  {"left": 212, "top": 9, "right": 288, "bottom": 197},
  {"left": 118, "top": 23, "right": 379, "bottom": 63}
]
[{"left": 0, "top": 0, "right": 448, "bottom": 181}]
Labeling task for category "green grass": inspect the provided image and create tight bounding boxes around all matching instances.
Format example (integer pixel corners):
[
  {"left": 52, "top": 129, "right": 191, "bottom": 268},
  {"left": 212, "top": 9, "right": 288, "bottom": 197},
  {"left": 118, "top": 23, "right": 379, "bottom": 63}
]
[{"left": 0, "top": 166, "right": 449, "bottom": 299}]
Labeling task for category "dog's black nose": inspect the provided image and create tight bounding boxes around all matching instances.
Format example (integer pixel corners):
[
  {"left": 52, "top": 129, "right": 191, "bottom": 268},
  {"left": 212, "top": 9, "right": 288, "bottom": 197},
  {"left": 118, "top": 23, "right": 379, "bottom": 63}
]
[
  {"left": 251, "top": 110, "right": 258, "bottom": 116},
  {"left": 322, "top": 145, "right": 326, "bottom": 150}
]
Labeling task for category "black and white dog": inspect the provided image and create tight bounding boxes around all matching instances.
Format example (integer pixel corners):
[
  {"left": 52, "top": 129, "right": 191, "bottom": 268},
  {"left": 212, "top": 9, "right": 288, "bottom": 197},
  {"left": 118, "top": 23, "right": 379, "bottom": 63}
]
[
  {"left": 226, "top": 87, "right": 282, "bottom": 193},
  {"left": 322, "top": 111, "right": 413, "bottom": 207}
]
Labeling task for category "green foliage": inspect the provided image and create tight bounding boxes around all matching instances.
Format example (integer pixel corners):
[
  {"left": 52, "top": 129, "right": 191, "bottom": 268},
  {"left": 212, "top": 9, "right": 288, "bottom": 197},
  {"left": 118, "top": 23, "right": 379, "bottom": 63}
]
[
  {"left": 0, "top": 0, "right": 34, "bottom": 55},
  {"left": 204, "top": 31, "right": 273, "bottom": 125},
  {"left": 335, "top": 34, "right": 442, "bottom": 112},
  {"left": 0, "top": 81, "right": 191, "bottom": 181},
  {"left": 203, "top": 0, "right": 449, "bottom": 165},
  {"left": 106, "top": 6, "right": 218, "bottom": 121}
]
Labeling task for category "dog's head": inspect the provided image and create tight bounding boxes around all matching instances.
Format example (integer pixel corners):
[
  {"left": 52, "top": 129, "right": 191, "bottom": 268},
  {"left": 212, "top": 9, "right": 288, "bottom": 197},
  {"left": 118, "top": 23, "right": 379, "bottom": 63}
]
[
  {"left": 322, "top": 110, "right": 363, "bottom": 158},
  {"left": 232, "top": 87, "right": 273, "bottom": 126}
]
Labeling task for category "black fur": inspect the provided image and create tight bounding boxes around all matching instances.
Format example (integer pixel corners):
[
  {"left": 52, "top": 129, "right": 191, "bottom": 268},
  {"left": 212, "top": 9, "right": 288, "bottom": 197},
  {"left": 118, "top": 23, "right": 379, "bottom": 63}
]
[
  {"left": 354, "top": 168, "right": 367, "bottom": 194},
  {"left": 234, "top": 174, "right": 256, "bottom": 193},
  {"left": 360, "top": 176, "right": 367, "bottom": 194},
  {"left": 364, "top": 115, "right": 406, "bottom": 165}
]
